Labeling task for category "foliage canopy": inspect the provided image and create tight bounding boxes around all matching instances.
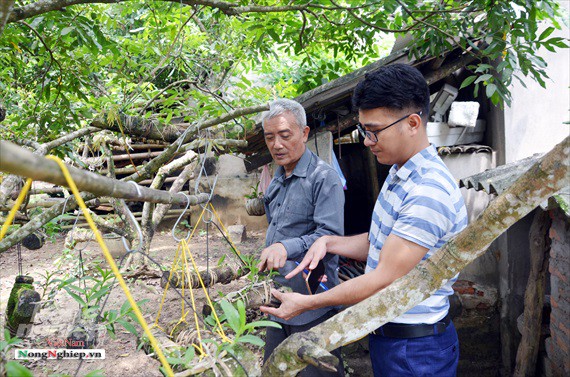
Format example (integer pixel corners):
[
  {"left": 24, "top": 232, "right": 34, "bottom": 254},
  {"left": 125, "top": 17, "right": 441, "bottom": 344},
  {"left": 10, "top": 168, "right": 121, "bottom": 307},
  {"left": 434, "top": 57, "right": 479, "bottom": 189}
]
[{"left": 0, "top": 0, "right": 568, "bottom": 143}]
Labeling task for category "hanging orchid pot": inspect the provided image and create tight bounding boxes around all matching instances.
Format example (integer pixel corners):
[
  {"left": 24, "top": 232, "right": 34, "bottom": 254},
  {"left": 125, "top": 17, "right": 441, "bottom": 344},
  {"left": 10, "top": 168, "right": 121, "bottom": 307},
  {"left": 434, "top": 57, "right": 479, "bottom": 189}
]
[
  {"left": 244, "top": 182, "right": 265, "bottom": 216},
  {"left": 245, "top": 196, "right": 265, "bottom": 216}
]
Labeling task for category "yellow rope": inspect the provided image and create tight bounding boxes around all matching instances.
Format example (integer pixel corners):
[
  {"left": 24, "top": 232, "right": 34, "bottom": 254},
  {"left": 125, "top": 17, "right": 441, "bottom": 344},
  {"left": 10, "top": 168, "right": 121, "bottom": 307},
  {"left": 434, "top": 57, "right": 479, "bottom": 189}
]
[
  {"left": 0, "top": 178, "right": 33, "bottom": 240},
  {"left": 209, "top": 203, "right": 244, "bottom": 263},
  {"left": 154, "top": 201, "right": 238, "bottom": 354},
  {"left": 154, "top": 242, "right": 182, "bottom": 328},
  {"left": 154, "top": 204, "right": 208, "bottom": 326},
  {"left": 43, "top": 156, "right": 174, "bottom": 377},
  {"left": 181, "top": 238, "right": 231, "bottom": 343},
  {"left": 179, "top": 244, "right": 204, "bottom": 355}
]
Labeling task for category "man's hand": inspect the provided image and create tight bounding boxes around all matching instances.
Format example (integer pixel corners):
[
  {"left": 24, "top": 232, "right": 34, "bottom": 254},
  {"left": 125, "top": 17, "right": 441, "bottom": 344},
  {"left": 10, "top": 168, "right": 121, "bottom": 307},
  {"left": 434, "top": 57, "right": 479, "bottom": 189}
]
[
  {"left": 260, "top": 289, "right": 311, "bottom": 320},
  {"left": 285, "top": 236, "right": 329, "bottom": 280},
  {"left": 257, "top": 243, "right": 288, "bottom": 272}
]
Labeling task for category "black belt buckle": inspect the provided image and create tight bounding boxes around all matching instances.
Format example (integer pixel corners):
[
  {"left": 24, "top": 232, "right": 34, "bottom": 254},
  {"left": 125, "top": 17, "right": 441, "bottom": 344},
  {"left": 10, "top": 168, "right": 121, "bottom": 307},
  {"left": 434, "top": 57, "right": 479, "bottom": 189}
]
[{"left": 372, "top": 315, "right": 450, "bottom": 339}]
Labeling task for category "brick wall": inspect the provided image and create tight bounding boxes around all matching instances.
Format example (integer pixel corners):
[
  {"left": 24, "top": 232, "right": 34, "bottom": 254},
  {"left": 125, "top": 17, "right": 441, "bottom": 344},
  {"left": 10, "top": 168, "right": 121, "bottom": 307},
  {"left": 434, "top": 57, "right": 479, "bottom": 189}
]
[{"left": 545, "top": 208, "right": 570, "bottom": 376}]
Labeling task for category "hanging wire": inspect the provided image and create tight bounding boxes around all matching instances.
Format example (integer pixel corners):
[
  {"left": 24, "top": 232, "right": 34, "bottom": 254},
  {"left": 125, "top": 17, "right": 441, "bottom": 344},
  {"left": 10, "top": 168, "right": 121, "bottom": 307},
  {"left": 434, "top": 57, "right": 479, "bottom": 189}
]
[
  {"left": 17, "top": 242, "right": 22, "bottom": 276},
  {"left": 172, "top": 192, "right": 192, "bottom": 242}
]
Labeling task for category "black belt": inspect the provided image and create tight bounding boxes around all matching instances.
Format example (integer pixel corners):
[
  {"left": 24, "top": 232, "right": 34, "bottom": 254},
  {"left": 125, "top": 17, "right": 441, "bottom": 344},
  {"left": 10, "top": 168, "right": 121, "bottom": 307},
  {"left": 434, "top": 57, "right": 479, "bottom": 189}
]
[{"left": 371, "top": 315, "right": 451, "bottom": 339}]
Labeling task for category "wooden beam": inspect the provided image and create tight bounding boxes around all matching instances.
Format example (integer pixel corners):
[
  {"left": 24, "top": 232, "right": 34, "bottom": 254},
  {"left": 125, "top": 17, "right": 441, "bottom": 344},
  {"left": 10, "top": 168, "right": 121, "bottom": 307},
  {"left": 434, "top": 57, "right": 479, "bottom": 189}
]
[
  {"left": 514, "top": 210, "right": 552, "bottom": 376},
  {"left": 0, "top": 141, "right": 209, "bottom": 206}
]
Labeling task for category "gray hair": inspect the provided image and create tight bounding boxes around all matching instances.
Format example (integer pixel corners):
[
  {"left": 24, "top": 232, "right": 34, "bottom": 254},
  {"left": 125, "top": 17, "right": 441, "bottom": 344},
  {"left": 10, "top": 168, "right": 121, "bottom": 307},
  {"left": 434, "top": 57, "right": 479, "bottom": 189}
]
[{"left": 261, "top": 98, "right": 307, "bottom": 130}]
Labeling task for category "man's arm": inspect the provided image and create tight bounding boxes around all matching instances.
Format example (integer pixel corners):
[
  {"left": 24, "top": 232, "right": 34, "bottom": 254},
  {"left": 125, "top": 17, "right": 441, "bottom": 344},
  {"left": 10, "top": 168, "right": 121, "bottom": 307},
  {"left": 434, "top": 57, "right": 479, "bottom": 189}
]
[
  {"left": 261, "top": 234, "right": 428, "bottom": 320},
  {"left": 285, "top": 232, "right": 370, "bottom": 278}
]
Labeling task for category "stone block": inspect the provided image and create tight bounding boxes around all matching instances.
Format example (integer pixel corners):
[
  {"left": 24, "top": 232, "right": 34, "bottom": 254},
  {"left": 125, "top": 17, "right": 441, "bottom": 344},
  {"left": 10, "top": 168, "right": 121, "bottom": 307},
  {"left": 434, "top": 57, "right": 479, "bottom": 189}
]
[
  {"left": 227, "top": 225, "right": 247, "bottom": 244},
  {"left": 217, "top": 154, "right": 247, "bottom": 177}
]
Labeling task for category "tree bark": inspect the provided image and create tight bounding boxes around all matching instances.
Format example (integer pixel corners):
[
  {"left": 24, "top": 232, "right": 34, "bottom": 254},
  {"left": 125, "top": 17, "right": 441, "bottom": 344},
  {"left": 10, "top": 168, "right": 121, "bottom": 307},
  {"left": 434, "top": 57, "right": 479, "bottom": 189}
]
[
  {"left": 0, "top": 0, "right": 15, "bottom": 35},
  {"left": 161, "top": 264, "right": 248, "bottom": 290},
  {"left": 262, "top": 136, "right": 569, "bottom": 376},
  {"left": 0, "top": 127, "right": 99, "bottom": 206},
  {"left": 90, "top": 104, "right": 268, "bottom": 143},
  {"left": 0, "top": 141, "right": 209, "bottom": 207},
  {"left": 513, "top": 210, "right": 551, "bottom": 376}
]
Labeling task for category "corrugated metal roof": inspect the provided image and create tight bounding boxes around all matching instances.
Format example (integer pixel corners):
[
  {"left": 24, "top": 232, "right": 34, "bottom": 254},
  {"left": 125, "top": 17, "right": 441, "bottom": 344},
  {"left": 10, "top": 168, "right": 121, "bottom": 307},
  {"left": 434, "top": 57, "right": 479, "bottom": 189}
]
[
  {"left": 459, "top": 154, "right": 543, "bottom": 195},
  {"left": 459, "top": 153, "right": 569, "bottom": 216},
  {"left": 438, "top": 145, "right": 492, "bottom": 155}
]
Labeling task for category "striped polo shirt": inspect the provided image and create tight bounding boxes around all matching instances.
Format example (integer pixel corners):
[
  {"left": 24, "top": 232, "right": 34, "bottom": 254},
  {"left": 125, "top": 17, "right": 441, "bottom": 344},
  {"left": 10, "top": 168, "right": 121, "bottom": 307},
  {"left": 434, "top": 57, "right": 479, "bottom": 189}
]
[{"left": 366, "top": 144, "right": 468, "bottom": 324}]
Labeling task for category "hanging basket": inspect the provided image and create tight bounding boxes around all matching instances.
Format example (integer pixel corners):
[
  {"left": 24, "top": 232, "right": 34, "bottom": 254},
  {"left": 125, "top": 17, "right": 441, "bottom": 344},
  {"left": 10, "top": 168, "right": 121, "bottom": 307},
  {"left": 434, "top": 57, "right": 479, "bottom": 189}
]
[
  {"left": 102, "top": 233, "right": 130, "bottom": 259},
  {"left": 22, "top": 231, "right": 45, "bottom": 250},
  {"left": 245, "top": 197, "right": 265, "bottom": 216},
  {"left": 5, "top": 275, "right": 40, "bottom": 338}
]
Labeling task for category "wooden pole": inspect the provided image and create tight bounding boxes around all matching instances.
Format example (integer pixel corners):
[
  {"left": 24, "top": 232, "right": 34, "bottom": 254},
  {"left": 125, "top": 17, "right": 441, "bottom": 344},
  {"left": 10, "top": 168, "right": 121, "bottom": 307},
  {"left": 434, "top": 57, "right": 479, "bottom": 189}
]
[
  {"left": 0, "top": 141, "right": 209, "bottom": 206},
  {"left": 514, "top": 210, "right": 552, "bottom": 376}
]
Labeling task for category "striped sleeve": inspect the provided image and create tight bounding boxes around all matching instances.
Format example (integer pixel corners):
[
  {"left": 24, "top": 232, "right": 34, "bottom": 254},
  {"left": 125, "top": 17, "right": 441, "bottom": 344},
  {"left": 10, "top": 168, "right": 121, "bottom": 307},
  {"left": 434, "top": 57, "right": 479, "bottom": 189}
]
[{"left": 392, "top": 182, "right": 456, "bottom": 249}]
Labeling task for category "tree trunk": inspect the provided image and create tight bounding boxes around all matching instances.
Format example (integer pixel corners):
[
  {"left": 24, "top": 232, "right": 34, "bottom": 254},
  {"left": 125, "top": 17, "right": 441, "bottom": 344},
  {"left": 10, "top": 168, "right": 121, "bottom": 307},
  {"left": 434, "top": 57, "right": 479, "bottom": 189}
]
[
  {"left": 0, "top": 127, "right": 99, "bottom": 206},
  {"left": 90, "top": 104, "right": 268, "bottom": 143},
  {"left": 0, "top": 141, "right": 209, "bottom": 208},
  {"left": 161, "top": 264, "right": 248, "bottom": 290},
  {"left": 513, "top": 210, "right": 551, "bottom": 376},
  {"left": 0, "top": 0, "right": 15, "bottom": 36},
  {"left": 202, "top": 281, "right": 283, "bottom": 317},
  {"left": 262, "top": 136, "right": 569, "bottom": 376}
]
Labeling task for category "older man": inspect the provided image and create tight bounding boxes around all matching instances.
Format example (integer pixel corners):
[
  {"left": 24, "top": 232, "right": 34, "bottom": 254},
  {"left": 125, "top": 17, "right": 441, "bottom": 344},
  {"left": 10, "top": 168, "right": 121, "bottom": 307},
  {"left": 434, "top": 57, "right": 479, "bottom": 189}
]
[
  {"left": 262, "top": 65, "right": 468, "bottom": 376},
  {"left": 257, "top": 98, "right": 345, "bottom": 376}
]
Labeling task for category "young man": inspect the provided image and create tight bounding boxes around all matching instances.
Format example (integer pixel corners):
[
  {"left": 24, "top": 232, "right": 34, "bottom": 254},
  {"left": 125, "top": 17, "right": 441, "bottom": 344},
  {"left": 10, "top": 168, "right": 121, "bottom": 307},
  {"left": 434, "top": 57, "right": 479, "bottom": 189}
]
[
  {"left": 262, "top": 65, "right": 468, "bottom": 376},
  {"left": 257, "top": 98, "right": 345, "bottom": 376}
]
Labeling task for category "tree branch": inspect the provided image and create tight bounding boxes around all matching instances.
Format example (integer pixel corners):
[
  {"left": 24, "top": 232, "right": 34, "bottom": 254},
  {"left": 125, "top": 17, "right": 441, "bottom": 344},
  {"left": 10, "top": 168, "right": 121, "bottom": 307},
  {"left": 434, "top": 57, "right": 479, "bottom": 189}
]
[
  {"left": 0, "top": 0, "right": 15, "bottom": 35},
  {"left": 92, "top": 103, "right": 268, "bottom": 143},
  {"left": 8, "top": 0, "right": 380, "bottom": 24}
]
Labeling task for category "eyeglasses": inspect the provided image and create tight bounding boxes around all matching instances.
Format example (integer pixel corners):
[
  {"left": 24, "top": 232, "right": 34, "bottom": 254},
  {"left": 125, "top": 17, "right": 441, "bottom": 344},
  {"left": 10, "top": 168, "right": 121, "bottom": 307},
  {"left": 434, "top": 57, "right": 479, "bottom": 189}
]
[{"left": 356, "top": 111, "right": 422, "bottom": 143}]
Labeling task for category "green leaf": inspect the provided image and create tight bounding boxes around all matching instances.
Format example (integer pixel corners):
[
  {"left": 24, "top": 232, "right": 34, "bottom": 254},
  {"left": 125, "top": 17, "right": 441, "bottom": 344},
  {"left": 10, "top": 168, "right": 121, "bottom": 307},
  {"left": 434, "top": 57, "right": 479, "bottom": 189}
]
[
  {"left": 459, "top": 75, "right": 476, "bottom": 89},
  {"left": 166, "top": 357, "right": 187, "bottom": 365},
  {"left": 65, "top": 290, "right": 87, "bottom": 307},
  {"left": 60, "top": 27, "right": 74, "bottom": 36},
  {"left": 243, "top": 320, "right": 282, "bottom": 331},
  {"left": 84, "top": 370, "right": 106, "bottom": 377},
  {"left": 474, "top": 74, "right": 493, "bottom": 84},
  {"left": 219, "top": 300, "right": 240, "bottom": 333},
  {"left": 117, "top": 318, "right": 138, "bottom": 337},
  {"left": 538, "top": 26, "right": 555, "bottom": 41},
  {"left": 485, "top": 83, "right": 497, "bottom": 98},
  {"left": 90, "top": 286, "right": 111, "bottom": 302},
  {"left": 5, "top": 361, "right": 34, "bottom": 377},
  {"left": 120, "top": 300, "right": 133, "bottom": 315},
  {"left": 183, "top": 346, "right": 195, "bottom": 361},
  {"left": 237, "top": 299, "right": 246, "bottom": 332},
  {"left": 474, "top": 64, "right": 493, "bottom": 73},
  {"left": 236, "top": 334, "right": 265, "bottom": 347}
]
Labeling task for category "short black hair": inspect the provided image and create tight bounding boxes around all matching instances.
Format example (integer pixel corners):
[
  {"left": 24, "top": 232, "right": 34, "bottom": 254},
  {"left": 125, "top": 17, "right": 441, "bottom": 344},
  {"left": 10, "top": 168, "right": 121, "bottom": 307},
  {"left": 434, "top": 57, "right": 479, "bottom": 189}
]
[{"left": 352, "top": 64, "right": 430, "bottom": 121}]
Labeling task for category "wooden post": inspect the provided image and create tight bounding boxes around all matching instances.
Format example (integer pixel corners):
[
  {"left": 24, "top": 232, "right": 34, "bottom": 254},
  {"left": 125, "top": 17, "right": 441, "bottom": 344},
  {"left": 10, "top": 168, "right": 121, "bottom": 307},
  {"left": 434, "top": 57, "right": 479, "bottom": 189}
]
[{"left": 514, "top": 210, "right": 552, "bottom": 376}]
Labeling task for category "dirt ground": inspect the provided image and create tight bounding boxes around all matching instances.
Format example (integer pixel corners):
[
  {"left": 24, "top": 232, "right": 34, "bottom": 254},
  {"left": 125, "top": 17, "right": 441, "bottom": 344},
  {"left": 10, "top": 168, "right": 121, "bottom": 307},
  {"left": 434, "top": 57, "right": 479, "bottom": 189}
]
[
  {"left": 1, "top": 223, "right": 502, "bottom": 377},
  {"left": 0, "top": 226, "right": 269, "bottom": 376}
]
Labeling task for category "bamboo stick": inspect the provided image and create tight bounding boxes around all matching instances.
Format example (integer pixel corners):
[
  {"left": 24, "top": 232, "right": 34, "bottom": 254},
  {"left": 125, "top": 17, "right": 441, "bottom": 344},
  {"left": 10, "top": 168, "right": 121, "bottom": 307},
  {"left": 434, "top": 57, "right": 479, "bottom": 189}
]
[
  {"left": 0, "top": 141, "right": 209, "bottom": 206},
  {"left": 110, "top": 151, "right": 178, "bottom": 162},
  {"left": 110, "top": 143, "right": 168, "bottom": 151}
]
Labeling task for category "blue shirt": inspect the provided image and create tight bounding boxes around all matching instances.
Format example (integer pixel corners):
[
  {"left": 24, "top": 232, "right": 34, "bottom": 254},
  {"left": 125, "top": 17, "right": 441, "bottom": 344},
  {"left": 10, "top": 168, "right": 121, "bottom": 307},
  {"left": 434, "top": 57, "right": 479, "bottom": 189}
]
[
  {"left": 264, "top": 147, "right": 345, "bottom": 325},
  {"left": 366, "top": 144, "right": 468, "bottom": 324}
]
